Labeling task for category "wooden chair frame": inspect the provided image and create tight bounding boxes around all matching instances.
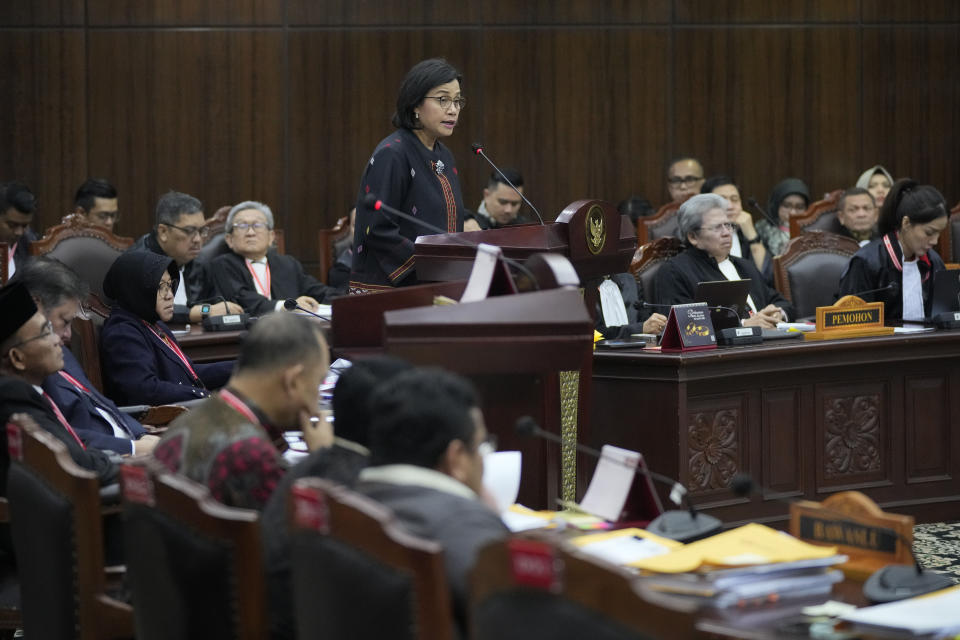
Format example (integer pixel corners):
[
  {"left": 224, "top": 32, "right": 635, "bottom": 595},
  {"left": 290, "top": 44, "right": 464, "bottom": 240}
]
[
  {"left": 120, "top": 460, "right": 266, "bottom": 639},
  {"left": 7, "top": 413, "right": 133, "bottom": 640},
  {"left": 30, "top": 213, "right": 134, "bottom": 256},
  {"left": 773, "top": 230, "right": 861, "bottom": 304},
  {"left": 470, "top": 534, "right": 700, "bottom": 640},
  {"left": 629, "top": 237, "right": 685, "bottom": 279},
  {"left": 288, "top": 477, "right": 454, "bottom": 640},
  {"left": 788, "top": 189, "right": 842, "bottom": 238},
  {"left": 317, "top": 215, "right": 351, "bottom": 284},
  {"left": 637, "top": 201, "right": 680, "bottom": 245},
  {"left": 937, "top": 202, "right": 960, "bottom": 265}
]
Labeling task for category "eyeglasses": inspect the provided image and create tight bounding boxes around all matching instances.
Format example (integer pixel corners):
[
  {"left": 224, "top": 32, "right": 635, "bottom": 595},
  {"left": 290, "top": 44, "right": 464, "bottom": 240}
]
[
  {"left": 162, "top": 223, "right": 211, "bottom": 239},
  {"left": 231, "top": 222, "right": 270, "bottom": 233},
  {"left": 779, "top": 202, "right": 807, "bottom": 213},
  {"left": 699, "top": 222, "right": 736, "bottom": 234},
  {"left": 424, "top": 95, "right": 466, "bottom": 111},
  {"left": 667, "top": 175, "right": 704, "bottom": 186},
  {"left": 6, "top": 320, "right": 54, "bottom": 350},
  {"left": 157, "top": 280, "right": 175, "bottom": 295}
]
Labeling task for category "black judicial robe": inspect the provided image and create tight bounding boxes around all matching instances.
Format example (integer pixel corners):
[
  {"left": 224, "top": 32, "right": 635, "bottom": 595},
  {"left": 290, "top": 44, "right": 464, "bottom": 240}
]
[
  {"left": 838, "top": 232, "right": 944, "bottom": 320},
  {"left": 655, "top": 246, "right": 794, "bottom": 321},
  {"left": 350, "top": 128, "right": 465, "bottom": 291}
]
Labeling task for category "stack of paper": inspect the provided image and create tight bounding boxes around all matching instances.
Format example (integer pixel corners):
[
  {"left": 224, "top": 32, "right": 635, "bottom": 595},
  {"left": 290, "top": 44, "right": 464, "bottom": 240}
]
[{"left": 840, "top": 585, "right": 960, "bottom": 638}]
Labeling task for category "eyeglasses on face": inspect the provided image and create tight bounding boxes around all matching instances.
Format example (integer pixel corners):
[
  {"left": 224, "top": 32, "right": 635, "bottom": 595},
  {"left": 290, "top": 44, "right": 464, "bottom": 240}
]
[
  {"left": 157, "top": 280, "right": 175, "bottom": 295},
  {"left": 6, "top": 320, "right": 54, "bottom": 350},
  {"left": 162, "top": 223, "right": 210, "bottom": 239},
  {"left": 230, "top": 222, "right": 270, "bottom": 233},
  {"left": 667, "top": 175, "right": 704, "bottom": 186},
  {"left": 424, "top": 95, "right": 466, "bottom": 110},
  {"left": 699, "top": 222, "right": 736, "bottom": 234}
]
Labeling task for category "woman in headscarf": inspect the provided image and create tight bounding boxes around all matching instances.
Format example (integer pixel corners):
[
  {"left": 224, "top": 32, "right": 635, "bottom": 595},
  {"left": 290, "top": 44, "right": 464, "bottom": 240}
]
[
  {"left": 100, "top": 251, "right": 233, "bottom": 405},
  {"left": 754, "top": 178, "right": 811, "bottom": 258},
  {"left": 856, "top": 165, "right": 894, "bottom": 209},
  {"left": 839, "top": 179, "right": 948, "bottom": 321}
]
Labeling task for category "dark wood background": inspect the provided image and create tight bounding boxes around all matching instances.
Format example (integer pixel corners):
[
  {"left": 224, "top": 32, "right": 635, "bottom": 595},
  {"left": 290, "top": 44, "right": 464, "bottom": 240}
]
[{"left": 2, "top": 0, "right": 958, "bottom": 273}]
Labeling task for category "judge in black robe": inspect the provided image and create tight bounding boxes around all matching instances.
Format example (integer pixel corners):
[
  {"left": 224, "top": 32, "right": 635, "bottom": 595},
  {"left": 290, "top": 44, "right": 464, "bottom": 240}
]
[{"left": 655, "top": 194, "right": 794, "bottom": 326}]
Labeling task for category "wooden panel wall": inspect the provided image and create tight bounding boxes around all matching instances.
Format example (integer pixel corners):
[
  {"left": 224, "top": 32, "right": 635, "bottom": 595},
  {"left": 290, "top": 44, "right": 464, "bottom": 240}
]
[{"left": 1, "top": 1, "right": 958, "bottom": 272}]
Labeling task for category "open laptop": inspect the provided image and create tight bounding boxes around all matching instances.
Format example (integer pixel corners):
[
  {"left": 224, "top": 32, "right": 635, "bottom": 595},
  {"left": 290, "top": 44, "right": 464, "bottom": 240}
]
[
  {"left": 694, "top": 279, "right": 752, "bottom": 330},
  {"left": 929, "top": 269, "right": 960, "bottom": 318}
]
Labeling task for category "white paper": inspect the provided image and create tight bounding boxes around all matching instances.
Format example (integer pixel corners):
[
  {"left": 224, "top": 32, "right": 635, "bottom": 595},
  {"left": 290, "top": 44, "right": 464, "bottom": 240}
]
[
  {"left": 501, "top": 510, "right": 552, "bottom": 532},
  {"left": 577, "top": 535, "right": 671, "bottom": 566},
  {"left": 482, "top": 450, "right": 522, "bottom": 513},
  {"left": 894, "top": 325, "right": 935, "bottom": 334},
  {"left": 579, "top": 444, "right": 641, "bottom": 522},
  {"left": 598, "top": 279, "right": 629, "bottom": 328},
  {"left": 840, "top": 585, "right": 960, "bottom": 635},
  {"left": 460, "top": 243, "right": 502, "bottom": 303},
  {"left": 776, "top": 322, "right": 816, "bottom": 332}
]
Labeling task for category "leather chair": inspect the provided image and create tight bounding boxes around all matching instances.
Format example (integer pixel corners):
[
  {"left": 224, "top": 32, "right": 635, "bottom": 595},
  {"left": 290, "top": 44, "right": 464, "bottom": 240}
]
[
  {"left": 0, "top": 497, "right": 20, "bottom": 640},
  {"left": 288, "top": 477, "right": 454, "bottom": 640},
  {"left": 629, "top": 237, "right": 685, "bottom": 306},
  {"left": 6, "top": 413, "right": 133, "bottom": 640},
  {"left": 639, "top": 202, "right": 681, "bottom": 245},
  {"left": 119, "top": 460, "right": 266, "bottom": 640},
  {"left": 317, "top": 215, "right": 351, "bottom": 284},
  {"left": 29, "top": 214, "right": 134, "bottom": 302},
  {"left": 789, "top": 189, "right": 843, "bottom": 238},
  {"left": 773, "top": 231, "right": 861, "bottom": 319},
  {"left": 470, "top": 535, "right": 699, "bottom": 640}
]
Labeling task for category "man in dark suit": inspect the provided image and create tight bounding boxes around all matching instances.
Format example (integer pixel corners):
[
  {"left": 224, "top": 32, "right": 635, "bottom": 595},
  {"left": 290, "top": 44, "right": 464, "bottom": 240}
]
[
  {"left": 0, "top": 181, "right": 38, "bottom": 281},
  {"left": 207, "top": 201, "right": 336, "bottom": 316},
  {"left": 16, "top": 256, "right": 159, "bottom": 455},
  {"left": 129, "top": 190, "right": 243, "bottom": 323},
  {"left": 0, "top": 281, "right": 119, "bottom": 494}
]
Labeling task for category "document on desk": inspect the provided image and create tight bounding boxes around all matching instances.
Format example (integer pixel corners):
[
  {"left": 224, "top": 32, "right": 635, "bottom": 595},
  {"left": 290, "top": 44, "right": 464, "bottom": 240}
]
[
  {"left": 840, "top": 584, "right": 960, "bottom": 636},
  {"left": 579, "top": 444, "right": 641, "bottom": 522},
  {"left": 571, "top": 528, "right": 678, "bottom": 567}
]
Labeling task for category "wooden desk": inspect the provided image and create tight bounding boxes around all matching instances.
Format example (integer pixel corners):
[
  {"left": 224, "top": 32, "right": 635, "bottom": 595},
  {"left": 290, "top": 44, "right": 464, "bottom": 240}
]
[
  {"left": 175, "top": 326, "right": 246, "bottom": 363},
  {"left": 590, "top": 330, "right": 960, "bottom": 526}
]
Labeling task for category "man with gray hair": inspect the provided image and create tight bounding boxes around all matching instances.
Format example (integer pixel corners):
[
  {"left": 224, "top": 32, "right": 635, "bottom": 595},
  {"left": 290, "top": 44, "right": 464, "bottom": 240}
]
[
  {"left": 207, "top": 200, "right": 336, "bottom": 316},
  {"left": 129, "top": 190, "right": 243, "bottom": 323},
  {"left": 655, "top": 193, "right": 793, "bottom": 327}
]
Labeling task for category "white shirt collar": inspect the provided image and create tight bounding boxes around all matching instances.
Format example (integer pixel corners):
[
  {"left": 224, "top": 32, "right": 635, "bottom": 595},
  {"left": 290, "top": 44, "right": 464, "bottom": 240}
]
[{"left": 359, "top": 464, "right": 477, "bottom": 500}]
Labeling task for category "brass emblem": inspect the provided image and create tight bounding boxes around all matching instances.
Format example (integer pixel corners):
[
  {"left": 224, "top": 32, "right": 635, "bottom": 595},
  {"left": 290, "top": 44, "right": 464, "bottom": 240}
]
[{"left": 586, "top": 205, "right": 606, "bottom": 255}]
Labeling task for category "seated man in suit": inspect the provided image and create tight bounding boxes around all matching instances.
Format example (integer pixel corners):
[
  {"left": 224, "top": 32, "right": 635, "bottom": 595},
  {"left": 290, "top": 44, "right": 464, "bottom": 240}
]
[
  {"left": 154, "top": 312, "right": 330, "bottom": 510},
  {"left": 0, "top": 281, "right": 119, "bottom": 495},
  {"left": 464, "top": 168, "right": 527, "bottom": 231},
  {"left": 0, "top": 181, "right": 38, "bottom": 280},
  {"left": 656, "top": 193, "right": 794, "bottom": 328},
  {"left": 836, "top": 187, "right": 880, "bottom": 247},
  {"left": 72, "top": 178, "right": 121, "bottom": 232},
  {"left": 357, "top": 367, "right": 508, "bottom": 632},
  {"left": 208, "top": 201, "right": 337, "bottom": 316},
  {"left": 262, "top": 355, "right": 413, "bottom": 640},
  {"left": 129, "top": 190, "right": 243, "bottom": 323},
  {"left": 15, "top": 257, "right": 159, "bottom": 455}
]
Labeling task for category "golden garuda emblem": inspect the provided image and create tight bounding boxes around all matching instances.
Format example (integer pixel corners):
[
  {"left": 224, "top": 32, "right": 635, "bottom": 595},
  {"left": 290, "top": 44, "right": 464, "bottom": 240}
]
[{"left": 586, "top": 205, "right": 606, "bottom": 255}]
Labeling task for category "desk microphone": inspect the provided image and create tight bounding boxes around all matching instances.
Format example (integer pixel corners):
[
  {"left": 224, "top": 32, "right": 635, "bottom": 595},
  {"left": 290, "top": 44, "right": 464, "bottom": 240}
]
[
  {"left": 362, "top": 193, "right": 541, "bottom": 290},
  {"left": 515, "top": 416, "right": 722, "bottom": 542},
  {"left": 745, "top": 197, "right": 780, "bottom": 228},
  {"left": 470, "top": 143, "right": 545, "bottom": 225},
  {"left": 283, "top": 298, "right": 331, "bottom": 322},
  {"left": 845, "top": 282, "right": 898, "bottom": 299},
  {"left": 730, "top": 473, "right": 952, "bottom": 603},
  {"left": 635, "top": 301, "right": 672, "bottom": 311}
]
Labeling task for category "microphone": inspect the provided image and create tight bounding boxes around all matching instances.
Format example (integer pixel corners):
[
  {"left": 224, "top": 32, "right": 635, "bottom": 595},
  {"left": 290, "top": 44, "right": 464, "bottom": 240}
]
[
  {"left": 283, "top": 298, "right": 331, "bottom": 322},
  {"left": 635, "top": 301, "right": 672, "bottom": 311},
  {"left": 515, "top": 416, "right": 722, "bottom": 542},
  {"left": 746, "top": 197, "right": 780, "bottom": 229},
  {"left": 470, "top": 143, "right": 545, "bottom": 225},
  {"left": 730, "top": 473, "right": 952, "bottom": 603},
  {"left": 846, "top": 282, "right": 898, "bottom": 299},
  {"left": 362, "top": 193, "right": 541, "bottom": 290}
]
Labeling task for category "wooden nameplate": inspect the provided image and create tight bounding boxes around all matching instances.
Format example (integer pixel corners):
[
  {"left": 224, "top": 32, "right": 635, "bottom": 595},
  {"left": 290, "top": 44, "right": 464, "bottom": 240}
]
[
  {"left": 804, "top": 295, "right": 895, "bottom": 341},
  {"left": 789, "top": 491, "right": 914, "bottom": 581}
]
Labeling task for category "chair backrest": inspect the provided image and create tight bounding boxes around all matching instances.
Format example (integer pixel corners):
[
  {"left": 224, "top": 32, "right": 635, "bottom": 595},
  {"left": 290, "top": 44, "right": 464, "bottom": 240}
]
[
  {"left": 317, "top": 215, "right": 351, "bottom": 284},
  {"left": 773, "top": 231, "right": 861, "bottom": 319},
  {"left": 629, "top": 237, "right": 685, "bottom": 304},
  {"left": 789, "top": 189, "right": 843, "bottom": 238},
  {"left": 68, "top": 293, "right": 112, "bottom": 392},
  {"left": 470, "top": 536, "right": 699, "bottom": 640},
  {"left": 30, "top": 214, "right": 134, "bottom": 301},
  {"left": 639, "top": 201, "right": 681, "bottom": 245},
  {"left": 119, "top": 460, "right": 265, "bottom": 640},
  {"left": 939, "top": 203, "right": 960, "bottom": 265},
  {"left": 0, "top": 242, "right": 7, "bottom": 284},
  {"left": 288, "top": 477, "right": 453, "bottom": 640},
  {"left": 6, "top": 413, "right": 133, "bottom": 640}
]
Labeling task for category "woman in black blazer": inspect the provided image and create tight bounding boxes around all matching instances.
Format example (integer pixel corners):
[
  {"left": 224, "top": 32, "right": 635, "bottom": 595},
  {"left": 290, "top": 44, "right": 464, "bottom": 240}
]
[{"left": 100, "top": 251, "right": 233, "bottom": 405}]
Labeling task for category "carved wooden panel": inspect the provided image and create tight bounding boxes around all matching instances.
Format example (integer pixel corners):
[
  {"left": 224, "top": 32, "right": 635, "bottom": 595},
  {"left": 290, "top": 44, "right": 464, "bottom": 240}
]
[
  {"left": 904, "top": 376, "right": 951, "bottom": 483},
  {"left": 762, "top": 387, "right": 803, "bottom": 496},
  {"left": 686, "top": 395, "right": 747, "bottom": 497},
  {"left": 816, "top": 382, "right": 889, "bottom": 490}
]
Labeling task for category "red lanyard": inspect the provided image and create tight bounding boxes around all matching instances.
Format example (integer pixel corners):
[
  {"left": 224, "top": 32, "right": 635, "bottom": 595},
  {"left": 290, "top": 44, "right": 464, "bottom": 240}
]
[
  {"left": 58, "top": 370, "right": 90, "bottom": 394},
  {"left": 141, "top": 321, "right": 201, "bottom": 381},
  {"left": 41, "top": 391, "right": 86, "bottom": 449},
  {"left": 883, "top": 234, "right": 903, "bottom": 272},
  {"left": 245, "top": 259, "right": 271, "bottom": 298},
  {"left": 219, "top": 389, "right": 261, "bottom": 427}
]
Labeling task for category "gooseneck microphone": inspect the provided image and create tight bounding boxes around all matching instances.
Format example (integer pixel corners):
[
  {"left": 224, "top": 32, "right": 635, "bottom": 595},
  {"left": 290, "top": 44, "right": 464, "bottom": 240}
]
[
  {"left": 470, "top": 143, "right": 545, "bottom": 226},
  {"left": 283, "top": 298, "right": 331, "bottom": 322},
  {"left": 846, "top": 282, "right": 899, "bottom": 299},
  {"left": 362, "top": 193, "right": 541, "bottom": 290},
  {"left": 746, "top": 197, "right": 781, "bottom": 229},
  {"left": 730, "top": 473, "right": 952, "bottom": 603},
  {"left": 514, "top": 416, "right": 722, "bottom": 542}
]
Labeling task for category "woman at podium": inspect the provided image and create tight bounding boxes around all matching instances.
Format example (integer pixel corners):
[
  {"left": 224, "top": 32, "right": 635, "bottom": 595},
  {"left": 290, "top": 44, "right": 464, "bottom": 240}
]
[
  {"left": 349, "top": 58, "right": 467, "bottom": 293},
  {"left": 839, "top": 180, "right": 948, "bottom": 321}
]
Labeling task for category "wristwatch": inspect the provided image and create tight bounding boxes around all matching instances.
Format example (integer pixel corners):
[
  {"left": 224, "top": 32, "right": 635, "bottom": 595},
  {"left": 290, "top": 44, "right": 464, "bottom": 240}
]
[
  {"left": 200, "top": 304, "right": 211, "bottom": 317},
  {"left": 747, "top": 236, "right": 762, "bottom": 245}
]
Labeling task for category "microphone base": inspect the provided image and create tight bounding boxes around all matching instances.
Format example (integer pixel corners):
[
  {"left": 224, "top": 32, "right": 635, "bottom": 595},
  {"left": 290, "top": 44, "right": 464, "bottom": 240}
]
[
  {"left": 716, "top": 326, "right": 763, "bottom": 346},
  {"left": 646, "top": 510, "right": 723, "bottom": 543},
  {"left": 202, "top": 313, "right": 250, "bottom": 332},
  {"left": 934, "top": 311, "right": 960, "bottom": 330},
  {"left": 863, "top": 564, "right": 954, "bottom": 603}
]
